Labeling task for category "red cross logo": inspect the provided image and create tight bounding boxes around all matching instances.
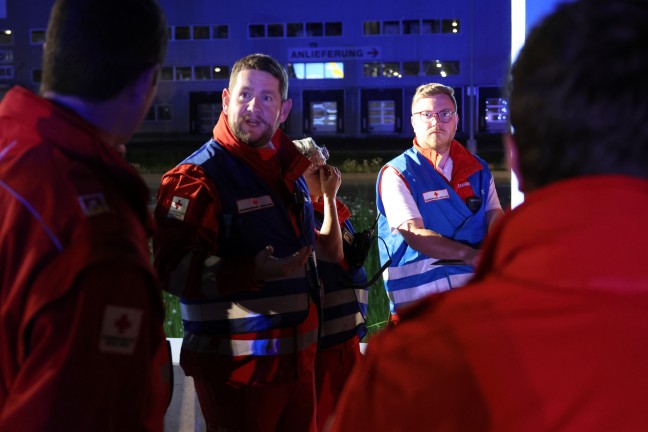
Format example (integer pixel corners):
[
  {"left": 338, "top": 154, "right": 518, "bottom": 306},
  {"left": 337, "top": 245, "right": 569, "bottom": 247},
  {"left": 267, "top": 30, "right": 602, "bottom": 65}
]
[
  {"left": 172, "top": 199, "right": 184, "bottom": 209},
  {"left": 433, "top": 191, "right": 439, "bottom": 198},
  {"left": 251, "top": 198, "right": 259, "bottom": 206},
  {"left": 114, "top": 314, "right": 132, "bottom": 334}
]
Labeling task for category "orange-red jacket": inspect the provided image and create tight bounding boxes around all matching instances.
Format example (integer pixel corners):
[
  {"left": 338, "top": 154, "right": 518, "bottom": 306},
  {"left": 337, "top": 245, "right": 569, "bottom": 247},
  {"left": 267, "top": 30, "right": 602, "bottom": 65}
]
[
  {"left": 0, "top": 86, "right": 170, "bottom": 431},
  {"left": 330, "top": 176, "right": 648, "bottom": 432}
]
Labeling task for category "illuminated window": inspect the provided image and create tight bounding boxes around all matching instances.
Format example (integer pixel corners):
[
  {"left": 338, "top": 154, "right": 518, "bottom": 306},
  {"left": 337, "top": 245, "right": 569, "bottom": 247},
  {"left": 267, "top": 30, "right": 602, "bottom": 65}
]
[
  {"left": 213, "top": 65, "right": 229, "bottom": 79},
  {"left": 30, "top": 29, "right": 46, "bottom": 45},
  {"left": 0, "top": 30, "right": 14, "bottom": 45},
  {"left": 442, "top": 19, "right": 460, "bottom": 34},
  {"left": 288, "top": 62, "right": 344, "bottom": 79},
  {"left": 423, "top": 60, "right": 460, "bottom": 77},
  {"left": 381, "top": 62, "right": 401, "bottom": 78},
  {"left": 311, "top": 101, "right": 337, "bottom": 133},
  {"left": 368, "top": 100, "right": 396, "bottom": 132},
  {"left": 0, "top": 50, "right": 12, "bottom": 63}
]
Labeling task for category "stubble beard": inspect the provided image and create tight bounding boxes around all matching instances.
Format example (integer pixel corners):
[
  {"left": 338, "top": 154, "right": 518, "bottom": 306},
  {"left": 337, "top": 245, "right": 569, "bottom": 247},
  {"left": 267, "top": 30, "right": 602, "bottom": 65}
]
[{"left": 229, "top": 117, "right": 277, "bottom": 148}]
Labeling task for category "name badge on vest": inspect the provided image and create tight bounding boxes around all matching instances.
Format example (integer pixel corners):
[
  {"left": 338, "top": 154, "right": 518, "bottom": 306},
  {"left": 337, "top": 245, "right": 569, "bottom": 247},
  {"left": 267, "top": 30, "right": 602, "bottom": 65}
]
[
  {"left": 423, "top": 189, "right": 450, "bottom": 202},
  {"left": 237, "top": 195, "right": 274, "bottom": 214}
]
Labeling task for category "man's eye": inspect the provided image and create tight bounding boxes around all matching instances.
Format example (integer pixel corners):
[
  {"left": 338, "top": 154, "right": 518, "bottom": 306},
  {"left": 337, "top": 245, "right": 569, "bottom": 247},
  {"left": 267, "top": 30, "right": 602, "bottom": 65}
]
[{"left": 423, "top": 112, "right": 433, "bottom": 119}]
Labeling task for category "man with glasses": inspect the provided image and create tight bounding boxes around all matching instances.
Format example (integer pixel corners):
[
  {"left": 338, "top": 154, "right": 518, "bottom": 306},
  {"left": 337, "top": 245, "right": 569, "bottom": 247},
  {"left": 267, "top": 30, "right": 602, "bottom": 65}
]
[{"left": 375, "top": 83, "right": 503, "bottom": 324}]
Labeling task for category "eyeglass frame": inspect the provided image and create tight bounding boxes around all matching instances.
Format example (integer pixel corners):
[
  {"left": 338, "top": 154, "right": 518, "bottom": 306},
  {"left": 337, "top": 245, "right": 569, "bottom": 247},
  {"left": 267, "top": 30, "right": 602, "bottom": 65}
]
[{"left": 411, "top": 110, "right": 457, "bottom": 124}]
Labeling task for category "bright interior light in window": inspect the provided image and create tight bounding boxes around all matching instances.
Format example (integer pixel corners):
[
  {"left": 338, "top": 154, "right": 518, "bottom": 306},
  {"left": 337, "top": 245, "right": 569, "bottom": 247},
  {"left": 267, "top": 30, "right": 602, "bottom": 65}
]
[{"left": 4, "top": 30, "right": 11, "bottom": 35}]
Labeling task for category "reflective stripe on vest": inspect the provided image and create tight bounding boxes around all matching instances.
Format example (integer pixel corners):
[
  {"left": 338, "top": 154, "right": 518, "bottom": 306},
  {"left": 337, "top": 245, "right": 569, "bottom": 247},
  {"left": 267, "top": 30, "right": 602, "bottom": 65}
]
[
  {"left": 181, "top": 292, "right": 310, "bottom": 322},
  {"left": 389, "top": 273, "right": 473, "bottom": 308},
  {"left": 322, "top": 312, "right": 364, "bottom": 337},
  {"left": 183, "top": 328, "right": 319, "bottom": 356}
]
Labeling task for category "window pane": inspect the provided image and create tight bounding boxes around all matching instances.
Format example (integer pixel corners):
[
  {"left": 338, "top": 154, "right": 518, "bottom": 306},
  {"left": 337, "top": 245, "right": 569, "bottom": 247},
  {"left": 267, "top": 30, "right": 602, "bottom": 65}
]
[
  {"left": 423, "top": 60, "right": 460, "bottom": 77},
  {"left": 194, "top": 66, "right": 211, "bottom": 80},
  {"left": 363, "top": 21, "right": 380, "bottom": 35},
  {"left": 287, "top": 23, "right": 304, "bottom": 37},
  {"left": 383, "top": 21, "right": 400, "bottom": 35},
  {"left": 175, "top": 66, "right": 192, "bottom": 80},
  {"left": 174, "top": 26, "right": 191, "bottom": 40},
  {"left": 421, "top": 19, "right": 440, "bottom": 34},
  {"left": 402, "top": 61, "right": 420, "bottom": 76},
  {"left": 368, "top": 100, "right": 396, "bottom": 132},
  {"left": 311, "top": 101, "right": 337, "bottom": 133},
  {"left": 306, "top": 23, "right": 323, "bottom": 37},
  {"left": 268, "top": 24, "right": 284, "bottom": 37},
  {"left": 325, "top": 22, "right": 342, "bottom": 36},
  {"left": 382, "top": 62, "right": 401, "bottom": 78},
  {"left": 305, "top": 63, "right": 324, "bottom": 79},
  {"left": 288, "top": 63, "right": 305, "bottom": 79},
  {"left": 213, "top": 65, "right": 229, "bottom": 79},
  {"left": 249, "top": 24, "right": 265, "bottom": 38},
  {"left": 363, "top": 62, "right": 380, "bottom": 77},
  {"left": 484, "top": 98, "right": 509, "bottom": 132},
  {"left": 324, "top": 62, "right": 344, "bottom": 79},
  {"left": 0, "top": 50, "right": 13, "bottom": 62},
  {"left": 156, "top": 104, "right": 173, "bottom": 121},
  {"left": 403, "top": 20, "right": 420, "bottom": 35},
  {"left": 160, "top": 66, "right": 174, "bottom": 81},
  {"left": 0, "top": 30, "right": 14, "bottom": 45},
  {"left": 0, "top": 66, "right": 14, "bottom": 78},
  {"left": 442, "top": 19, "right": 460, "bottom": 34},
  {"left": 213, "top": 25, "right": 229, "bottom": 39},
  {"left": 30, "top": 29, "right": 46, "bottom": 44},
  {"left": 193, "top": 26, "right": 210, "bottom": 39}
]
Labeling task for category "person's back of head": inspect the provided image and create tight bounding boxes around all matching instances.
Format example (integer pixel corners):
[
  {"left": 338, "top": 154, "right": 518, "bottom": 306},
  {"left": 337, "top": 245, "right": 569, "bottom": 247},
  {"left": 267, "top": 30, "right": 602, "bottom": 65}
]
[
  {"left": 509, "top": 0, "right": 648, "bottom": 192},
  {"left": 230, "top": 53, "right": 290, "bottom": 101},
  {"left": 41, "top": 0, "right": 167, "bottom": 102}
]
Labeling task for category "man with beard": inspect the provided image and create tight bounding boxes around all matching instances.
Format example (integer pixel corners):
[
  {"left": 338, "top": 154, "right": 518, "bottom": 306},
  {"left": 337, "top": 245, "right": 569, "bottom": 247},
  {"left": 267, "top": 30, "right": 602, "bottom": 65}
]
[
  {"left": 154, "top": 53, "right": 342, "bottom": 431},
  {"left": 376, "top": 83, "right": 503, "bottom": 324}
]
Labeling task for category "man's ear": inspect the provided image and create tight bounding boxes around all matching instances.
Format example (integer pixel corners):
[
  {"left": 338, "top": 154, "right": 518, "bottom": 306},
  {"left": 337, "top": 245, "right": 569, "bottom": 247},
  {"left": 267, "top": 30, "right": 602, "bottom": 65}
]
[
  {"left": 504, "top": 133, "right": 525, "bottom": 192},
  {"left": 279, "top": 98, "right": 292, "bottom": 123},
  {"left": 222, "top": 87, "right": 231, "bottom": 114}
]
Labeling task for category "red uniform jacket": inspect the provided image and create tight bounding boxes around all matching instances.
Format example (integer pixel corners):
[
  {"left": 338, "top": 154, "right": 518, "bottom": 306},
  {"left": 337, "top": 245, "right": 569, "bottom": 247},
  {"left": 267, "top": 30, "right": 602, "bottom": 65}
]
[
  {"left": 0, "top": 87, "right": 170, "bottom": 431},
  {"left": 329, "top": 175, "right": 648, "bottom": 432}
]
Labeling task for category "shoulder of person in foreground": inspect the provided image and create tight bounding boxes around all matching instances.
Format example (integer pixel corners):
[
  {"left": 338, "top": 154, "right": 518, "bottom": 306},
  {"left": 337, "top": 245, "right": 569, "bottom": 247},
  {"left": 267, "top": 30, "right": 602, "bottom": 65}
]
[{"left": 326, "top": 289, "right": 491, "bottom": 431}]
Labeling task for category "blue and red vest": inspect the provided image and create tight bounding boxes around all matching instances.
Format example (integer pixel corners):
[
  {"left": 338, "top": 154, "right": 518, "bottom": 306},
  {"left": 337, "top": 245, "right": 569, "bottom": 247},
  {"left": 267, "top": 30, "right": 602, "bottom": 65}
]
[
  {"left": 376, "top": 147, "right": 492, "bottom": 312},
  {"left": 314, "top": 212, "right": 368, "bottom": 349},
  {"left": 178, "top": 140, "right": 318, "bottom": 338}
]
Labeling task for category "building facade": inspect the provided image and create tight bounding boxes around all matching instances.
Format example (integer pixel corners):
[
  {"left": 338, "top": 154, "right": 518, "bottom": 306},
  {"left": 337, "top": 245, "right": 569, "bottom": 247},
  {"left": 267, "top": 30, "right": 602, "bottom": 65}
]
[{"left": 0, "top": 0, "right": 511, "bottom": 151}]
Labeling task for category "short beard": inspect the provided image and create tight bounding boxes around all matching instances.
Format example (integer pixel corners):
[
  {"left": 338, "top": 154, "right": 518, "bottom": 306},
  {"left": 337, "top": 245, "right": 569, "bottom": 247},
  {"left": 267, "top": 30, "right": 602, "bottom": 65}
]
[{"left": 230, "top": 118, "right": 275, "bottom": 148}]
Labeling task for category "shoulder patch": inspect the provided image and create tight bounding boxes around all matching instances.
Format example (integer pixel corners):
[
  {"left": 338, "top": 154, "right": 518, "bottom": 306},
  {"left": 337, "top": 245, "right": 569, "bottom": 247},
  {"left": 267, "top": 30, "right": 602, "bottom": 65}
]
[
  {"left": 168, "top": 196, "right": 190, "bottom": 220},
  {"left": 78, "top": 193, "right": 110, "bottom": 216},
  {"left": 99, "top": 305, "right": 143, "bottom": 355}
]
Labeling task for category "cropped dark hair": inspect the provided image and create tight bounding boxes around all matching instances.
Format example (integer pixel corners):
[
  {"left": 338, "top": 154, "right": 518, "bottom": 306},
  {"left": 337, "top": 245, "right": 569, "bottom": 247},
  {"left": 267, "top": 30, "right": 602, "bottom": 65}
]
[
  {"left": 41, "top": 0, "right": 167, "bottom": 101},
  {"left": 508, "top": 0, "right": 648, "bottom": 191},
  {"left": 230, "top": 53, "right": 290, "bottom": 100}
]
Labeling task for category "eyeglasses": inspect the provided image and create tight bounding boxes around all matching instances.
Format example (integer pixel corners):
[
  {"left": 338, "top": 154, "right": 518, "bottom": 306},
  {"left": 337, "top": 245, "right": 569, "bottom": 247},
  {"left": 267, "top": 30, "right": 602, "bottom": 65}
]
[{"left": 412, "top": 110, "right": 456, "bottom": 124}]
